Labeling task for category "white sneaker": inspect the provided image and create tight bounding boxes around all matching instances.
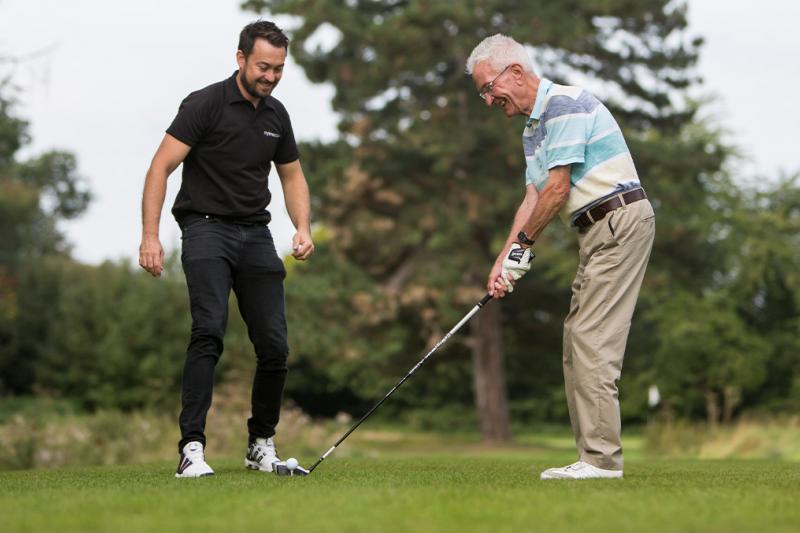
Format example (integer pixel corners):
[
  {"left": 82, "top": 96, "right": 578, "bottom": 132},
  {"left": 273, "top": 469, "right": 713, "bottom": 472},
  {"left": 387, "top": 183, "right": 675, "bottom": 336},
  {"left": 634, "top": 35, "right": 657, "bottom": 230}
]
[
  {"left": 540, "top": 460, "right": 623, "bottom": 480},
  {"left": 175, "top": 441, "right": 214, "bottom": 478},
  {"left": 245, "top": 437, "right": 282, "bottom": 472}
]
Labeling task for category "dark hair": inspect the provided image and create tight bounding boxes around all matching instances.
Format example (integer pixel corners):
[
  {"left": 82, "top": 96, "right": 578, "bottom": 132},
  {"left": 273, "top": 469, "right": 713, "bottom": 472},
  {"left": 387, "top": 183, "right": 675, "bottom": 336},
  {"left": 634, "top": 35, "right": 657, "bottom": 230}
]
[{"left": 238, "top": 20, "right": 289, "bottom": 56}]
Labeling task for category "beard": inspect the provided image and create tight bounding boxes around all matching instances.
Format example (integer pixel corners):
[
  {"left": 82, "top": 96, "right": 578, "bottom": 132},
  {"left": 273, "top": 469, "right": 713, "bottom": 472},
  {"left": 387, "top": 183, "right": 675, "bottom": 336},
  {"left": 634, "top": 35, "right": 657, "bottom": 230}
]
[{"left": 239, "top": 70, "right": 276, "bottom": 99}]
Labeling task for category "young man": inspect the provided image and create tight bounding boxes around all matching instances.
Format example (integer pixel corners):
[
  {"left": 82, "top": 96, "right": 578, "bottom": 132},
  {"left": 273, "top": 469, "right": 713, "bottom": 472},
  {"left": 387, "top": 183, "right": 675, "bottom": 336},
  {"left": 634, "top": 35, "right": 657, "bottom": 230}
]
[
  {"left": 139, "top": 21, "right": 314, "bottom": 477},
  {"left": 467, "top": 34, "right": 655, "bottom": 479}
]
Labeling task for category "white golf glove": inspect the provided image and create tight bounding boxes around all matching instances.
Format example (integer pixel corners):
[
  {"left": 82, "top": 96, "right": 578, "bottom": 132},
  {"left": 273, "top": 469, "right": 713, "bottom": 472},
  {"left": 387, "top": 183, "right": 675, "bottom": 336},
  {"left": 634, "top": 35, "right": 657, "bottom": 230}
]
[{"left": 500, "top": 243, "right": 534, "bottom": 293}]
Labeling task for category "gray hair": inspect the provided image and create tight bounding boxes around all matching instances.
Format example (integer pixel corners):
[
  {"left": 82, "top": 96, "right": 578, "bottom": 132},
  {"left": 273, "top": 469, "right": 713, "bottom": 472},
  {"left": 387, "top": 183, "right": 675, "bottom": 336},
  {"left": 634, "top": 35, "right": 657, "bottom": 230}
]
[{"left": 465, "top": 34, "right": 535, "bottom": 75}]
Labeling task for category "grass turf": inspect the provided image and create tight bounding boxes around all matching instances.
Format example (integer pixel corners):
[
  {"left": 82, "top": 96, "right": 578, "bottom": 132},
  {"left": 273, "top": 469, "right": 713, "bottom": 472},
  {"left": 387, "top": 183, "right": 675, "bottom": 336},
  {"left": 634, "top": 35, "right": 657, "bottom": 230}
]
[{"left": 1, "top": 451, "right": 798, "bottom": 532}]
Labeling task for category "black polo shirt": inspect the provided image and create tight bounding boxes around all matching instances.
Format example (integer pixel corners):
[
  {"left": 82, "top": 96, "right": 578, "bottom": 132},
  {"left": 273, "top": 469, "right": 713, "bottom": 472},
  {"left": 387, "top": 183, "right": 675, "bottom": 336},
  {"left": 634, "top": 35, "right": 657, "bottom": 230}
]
[{"left": 167, "top": 71, "right": 299, "bottom": 224}]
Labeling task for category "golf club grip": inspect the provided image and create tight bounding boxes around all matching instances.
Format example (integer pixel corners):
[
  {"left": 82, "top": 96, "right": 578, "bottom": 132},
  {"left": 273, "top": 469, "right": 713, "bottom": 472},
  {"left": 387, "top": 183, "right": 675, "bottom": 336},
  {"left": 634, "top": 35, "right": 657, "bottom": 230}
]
[{"left": 308, "top": 293, "right": 492, "bottom": 473}]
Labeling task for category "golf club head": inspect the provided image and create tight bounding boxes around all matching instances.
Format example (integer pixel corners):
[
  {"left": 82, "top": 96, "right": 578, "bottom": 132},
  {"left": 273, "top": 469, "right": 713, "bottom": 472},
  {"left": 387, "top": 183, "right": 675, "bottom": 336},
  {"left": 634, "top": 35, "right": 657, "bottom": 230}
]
[{"left": 274, "top": 462, "right": 309, "bottom": 477}]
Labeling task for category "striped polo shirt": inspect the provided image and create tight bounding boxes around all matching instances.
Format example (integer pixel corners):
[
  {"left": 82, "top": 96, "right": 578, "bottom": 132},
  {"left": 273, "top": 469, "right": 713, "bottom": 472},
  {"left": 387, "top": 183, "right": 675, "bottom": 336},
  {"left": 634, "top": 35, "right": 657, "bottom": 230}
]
[{"left": 523, "top": 79, "right": 640, "bottom": 224}]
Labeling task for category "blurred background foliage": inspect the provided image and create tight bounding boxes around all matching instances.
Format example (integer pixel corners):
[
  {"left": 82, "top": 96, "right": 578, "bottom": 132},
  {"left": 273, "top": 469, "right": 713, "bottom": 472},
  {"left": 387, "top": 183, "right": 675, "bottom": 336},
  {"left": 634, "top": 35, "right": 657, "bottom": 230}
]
[{"left": 1, "top": 0, "right": 798, "bottom": 451}]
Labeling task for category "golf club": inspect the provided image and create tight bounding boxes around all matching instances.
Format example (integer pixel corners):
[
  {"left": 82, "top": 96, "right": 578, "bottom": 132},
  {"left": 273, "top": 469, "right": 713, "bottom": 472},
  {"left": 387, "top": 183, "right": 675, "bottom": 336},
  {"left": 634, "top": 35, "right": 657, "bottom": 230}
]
[{"left": 298, "top": 292, "right": 493, "bottom": 475}]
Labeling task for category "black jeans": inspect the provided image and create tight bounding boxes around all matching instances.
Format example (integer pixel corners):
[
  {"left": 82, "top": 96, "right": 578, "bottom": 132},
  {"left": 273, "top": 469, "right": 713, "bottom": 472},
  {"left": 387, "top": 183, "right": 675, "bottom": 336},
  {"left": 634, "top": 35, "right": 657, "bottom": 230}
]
[{"left": 178, "top": 216, "right": 288, "bottom": 451}]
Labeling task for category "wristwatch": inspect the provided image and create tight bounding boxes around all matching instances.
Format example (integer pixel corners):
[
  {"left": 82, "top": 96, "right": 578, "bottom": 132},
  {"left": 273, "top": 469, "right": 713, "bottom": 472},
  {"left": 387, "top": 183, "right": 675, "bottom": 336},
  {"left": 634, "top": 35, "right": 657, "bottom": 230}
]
[{"left": 516, "top": 231, "right": 535, "bottom": 246}]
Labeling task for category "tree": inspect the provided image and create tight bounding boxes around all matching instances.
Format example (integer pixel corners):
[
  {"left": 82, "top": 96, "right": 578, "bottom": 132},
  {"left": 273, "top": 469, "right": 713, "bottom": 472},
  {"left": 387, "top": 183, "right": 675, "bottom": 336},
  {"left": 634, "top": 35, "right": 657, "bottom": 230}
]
[
  {"left": 13, "top": 255, "right": 190, "bottom": 409},
  {"left": 713, "top": 176, "right": 800, "bottom": 419},
  {"left": 0, "top": 82, "right": 91, "bottom": 394},
  {"left": 243, "top": 0, "right": 715, "bottom": 439},
  {"left": 645, "top": 175, "right": 800, "bottom": 424},
  {"left": 0, "top": 117, "right": 91, "bottom": 269}
]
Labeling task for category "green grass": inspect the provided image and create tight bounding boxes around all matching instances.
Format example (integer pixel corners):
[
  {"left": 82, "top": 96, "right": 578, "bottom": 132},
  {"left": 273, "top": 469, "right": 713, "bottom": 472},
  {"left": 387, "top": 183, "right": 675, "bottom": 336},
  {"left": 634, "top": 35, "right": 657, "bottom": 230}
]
[{"left": 2, "top": 449, "right": 798, "bottom": 532}]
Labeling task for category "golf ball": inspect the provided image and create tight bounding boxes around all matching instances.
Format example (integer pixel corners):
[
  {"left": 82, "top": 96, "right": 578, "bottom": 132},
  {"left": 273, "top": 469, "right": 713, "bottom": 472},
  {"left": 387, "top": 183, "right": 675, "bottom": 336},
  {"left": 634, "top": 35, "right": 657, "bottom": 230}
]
[{"left": 286, "top": 457, "right": 298, "bottom": 471}]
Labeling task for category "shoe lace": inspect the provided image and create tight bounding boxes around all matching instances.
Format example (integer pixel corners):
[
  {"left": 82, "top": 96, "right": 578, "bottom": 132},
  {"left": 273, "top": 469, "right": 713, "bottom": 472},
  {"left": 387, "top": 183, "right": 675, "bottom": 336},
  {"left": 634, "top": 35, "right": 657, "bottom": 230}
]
[{"left": 251, "top": 438, "right": 279, "bottom": 461}]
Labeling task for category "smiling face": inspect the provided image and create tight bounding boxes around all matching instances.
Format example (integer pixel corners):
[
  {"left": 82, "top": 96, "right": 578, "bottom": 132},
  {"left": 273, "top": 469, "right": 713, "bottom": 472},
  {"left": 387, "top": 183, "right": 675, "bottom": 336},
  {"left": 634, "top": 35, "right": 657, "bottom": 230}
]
[
  {"left": 472, "top": 61, "right": 534, "bottom": 118},
  {"left": 236, "top": 38, "right": 287, "bottom": 102}
]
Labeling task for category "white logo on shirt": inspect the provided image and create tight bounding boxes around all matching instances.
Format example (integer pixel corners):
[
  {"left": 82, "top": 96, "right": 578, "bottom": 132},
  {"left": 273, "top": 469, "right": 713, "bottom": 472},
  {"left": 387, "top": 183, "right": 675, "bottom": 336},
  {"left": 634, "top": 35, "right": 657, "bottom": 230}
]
[{"left": 263, "top": 131, "right": 281, "bottom": 138}]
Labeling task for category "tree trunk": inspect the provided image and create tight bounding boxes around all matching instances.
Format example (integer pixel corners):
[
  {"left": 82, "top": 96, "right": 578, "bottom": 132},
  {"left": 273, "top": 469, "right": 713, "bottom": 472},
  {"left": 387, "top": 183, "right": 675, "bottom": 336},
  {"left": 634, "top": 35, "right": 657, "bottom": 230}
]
[
  {"left": 722, "top": 385, "right": 741, "bottom": 424},
  {"left": 705, "top": 389, "right": 720, "bottom": 429},
  {"left": 471, "top": 299, "right": 512, "bottom": 443}
]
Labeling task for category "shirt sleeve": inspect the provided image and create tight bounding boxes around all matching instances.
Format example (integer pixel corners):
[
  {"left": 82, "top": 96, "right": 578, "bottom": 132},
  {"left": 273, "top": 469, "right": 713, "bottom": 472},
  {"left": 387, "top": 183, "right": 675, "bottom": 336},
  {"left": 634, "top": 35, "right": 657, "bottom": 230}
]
[
  {"left": 166, "top": 90, "right": 214, "bottom": 147},
  {"left": 542, "top": 100, "right": 591, "bottom": 169},
  {"left": 273, "top": 107, "right": 300, "bottom": 164}
]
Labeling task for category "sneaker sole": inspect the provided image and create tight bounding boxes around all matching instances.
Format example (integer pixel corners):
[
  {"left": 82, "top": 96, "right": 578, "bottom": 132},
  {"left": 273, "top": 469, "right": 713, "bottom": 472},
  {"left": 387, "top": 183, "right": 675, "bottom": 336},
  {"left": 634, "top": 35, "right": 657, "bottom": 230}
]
[
  {"left": 540, "top": 472, "right": 623, "bottom": 480},
  {"left": 174, "top": 472, "right": 214, "bottom": 478}
]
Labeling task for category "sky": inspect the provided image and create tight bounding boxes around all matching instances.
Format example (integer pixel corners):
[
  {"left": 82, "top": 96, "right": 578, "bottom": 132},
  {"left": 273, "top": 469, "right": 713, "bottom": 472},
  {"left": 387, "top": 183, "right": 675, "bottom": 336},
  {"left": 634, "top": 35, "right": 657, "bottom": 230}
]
[{"left": 1, "top": 0, "right": 798, "bottom": 265}]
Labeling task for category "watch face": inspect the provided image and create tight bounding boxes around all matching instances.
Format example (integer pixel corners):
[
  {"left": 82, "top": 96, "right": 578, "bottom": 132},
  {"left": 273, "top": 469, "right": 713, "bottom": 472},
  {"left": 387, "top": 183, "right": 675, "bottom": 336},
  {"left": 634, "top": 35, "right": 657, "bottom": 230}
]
[{"left": 517, "top": 231, "right": 535, "bottom": 245}]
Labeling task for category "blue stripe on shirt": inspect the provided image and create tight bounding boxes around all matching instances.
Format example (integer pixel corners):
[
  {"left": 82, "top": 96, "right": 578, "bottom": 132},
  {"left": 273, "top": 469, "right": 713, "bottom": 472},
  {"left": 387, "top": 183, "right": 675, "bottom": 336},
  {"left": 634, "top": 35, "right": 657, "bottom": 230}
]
[{"left": 570, "top": 130, "right": 631, "bottom": 183}]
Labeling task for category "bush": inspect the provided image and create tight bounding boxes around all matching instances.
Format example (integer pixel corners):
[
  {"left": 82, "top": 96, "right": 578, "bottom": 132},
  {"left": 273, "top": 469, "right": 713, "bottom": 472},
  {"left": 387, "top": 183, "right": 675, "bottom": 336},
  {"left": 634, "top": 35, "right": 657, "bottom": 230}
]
[
  {"left": 0, "top": 379, "right": 332, "bottom": 471},
  {"left": 644, "top": 415, "right": 800, "bottom": 460}
]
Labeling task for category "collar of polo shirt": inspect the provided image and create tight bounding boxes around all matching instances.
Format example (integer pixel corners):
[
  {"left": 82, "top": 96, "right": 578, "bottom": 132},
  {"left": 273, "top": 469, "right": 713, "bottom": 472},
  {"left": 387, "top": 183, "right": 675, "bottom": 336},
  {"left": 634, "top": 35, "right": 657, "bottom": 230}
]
[{"left": 526, "top": 78, "right": 553, "bottom": 129}]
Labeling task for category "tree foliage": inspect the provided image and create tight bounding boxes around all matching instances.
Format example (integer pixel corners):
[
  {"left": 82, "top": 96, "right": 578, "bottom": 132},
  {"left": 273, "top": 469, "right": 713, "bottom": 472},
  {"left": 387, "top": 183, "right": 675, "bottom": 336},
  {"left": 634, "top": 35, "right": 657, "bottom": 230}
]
[
  {"left": 0, "top": 85, "right": 91, "bottom": 271},
  {"left": 650, "top": 177, "right": 800, "bottom": 422},
  {"left": 0, "top": 83, "right": 89, "bottom": 395}
]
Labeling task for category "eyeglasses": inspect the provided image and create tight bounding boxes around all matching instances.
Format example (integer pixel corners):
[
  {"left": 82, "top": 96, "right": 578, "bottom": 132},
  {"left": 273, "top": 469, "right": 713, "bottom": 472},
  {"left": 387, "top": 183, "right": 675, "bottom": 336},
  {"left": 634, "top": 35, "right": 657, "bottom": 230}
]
[{"left": 478, "top": 65, "right": 511, "bottom": 100}]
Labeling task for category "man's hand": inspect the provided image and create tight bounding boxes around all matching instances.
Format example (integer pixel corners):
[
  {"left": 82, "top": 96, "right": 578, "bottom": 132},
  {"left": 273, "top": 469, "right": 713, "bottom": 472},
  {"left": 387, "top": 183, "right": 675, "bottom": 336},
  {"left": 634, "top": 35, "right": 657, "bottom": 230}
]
[
  {"left": 486, "top": 243, "right": 535, "bottom": 298},
  {"left": 499, "top": 243, "right": 534, "bottom": 294},
  {"left": 487, "top": 261, "right": 508, "bottom": 299},
  {"left": 139, "top": 134, "right": 189, "bottom": 278},
  {"left": 139, "top": 235, "right": 165, "bottom": 277},
  {"left": 291, "top": 229, "right": 315, "bottom": 260}
]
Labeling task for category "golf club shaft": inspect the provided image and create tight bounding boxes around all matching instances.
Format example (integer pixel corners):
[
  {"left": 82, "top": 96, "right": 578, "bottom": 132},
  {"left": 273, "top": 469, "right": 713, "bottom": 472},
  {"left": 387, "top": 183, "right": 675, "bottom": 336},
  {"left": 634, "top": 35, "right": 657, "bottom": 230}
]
[{"left": 308, "top": 293, "right": 493, "bottom": 473}]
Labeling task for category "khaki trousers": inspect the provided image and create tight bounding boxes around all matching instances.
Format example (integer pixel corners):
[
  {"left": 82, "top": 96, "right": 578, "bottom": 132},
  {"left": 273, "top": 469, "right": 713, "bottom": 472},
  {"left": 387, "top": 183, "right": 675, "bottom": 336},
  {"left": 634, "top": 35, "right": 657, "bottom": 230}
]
[{"left": 563, "top": 198, "right": 655, "bottom": 470}]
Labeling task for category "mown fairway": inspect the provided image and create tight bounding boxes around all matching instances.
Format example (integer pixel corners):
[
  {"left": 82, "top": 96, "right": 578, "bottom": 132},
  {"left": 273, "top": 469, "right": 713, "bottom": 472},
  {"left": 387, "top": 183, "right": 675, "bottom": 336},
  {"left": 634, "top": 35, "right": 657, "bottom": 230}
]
[{"left": 1, "top": 450, "right": 798, "bottom": 532}]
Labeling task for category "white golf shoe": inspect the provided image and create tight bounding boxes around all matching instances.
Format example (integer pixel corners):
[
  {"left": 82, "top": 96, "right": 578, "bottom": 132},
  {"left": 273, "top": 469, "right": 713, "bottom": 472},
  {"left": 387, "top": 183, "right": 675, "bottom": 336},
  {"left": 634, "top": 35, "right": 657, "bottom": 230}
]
[
  {"left": 175, "top": 441, "right": 214, "bottom": 478},
  {"left": 245, "top": 437, "right": 283, "bottom": 473},
  {"left": 540, "top": 460, "right": 623, "bottom": 480}
]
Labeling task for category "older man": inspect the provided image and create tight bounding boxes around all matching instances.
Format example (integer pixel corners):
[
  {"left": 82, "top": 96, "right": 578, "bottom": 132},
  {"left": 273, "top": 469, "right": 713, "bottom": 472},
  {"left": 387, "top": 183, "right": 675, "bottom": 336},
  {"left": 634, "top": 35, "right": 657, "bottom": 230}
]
[{"left": 466, "top": 34, "right": 654, "bottom": 479}]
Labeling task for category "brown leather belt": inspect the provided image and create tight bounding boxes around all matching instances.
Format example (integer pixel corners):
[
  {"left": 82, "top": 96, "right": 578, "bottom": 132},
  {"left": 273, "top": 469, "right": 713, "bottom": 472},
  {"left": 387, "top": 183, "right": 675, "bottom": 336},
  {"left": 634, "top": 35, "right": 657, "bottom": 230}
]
[{"left": 574, "top": 188, "right": 647, "bottom": 229}]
